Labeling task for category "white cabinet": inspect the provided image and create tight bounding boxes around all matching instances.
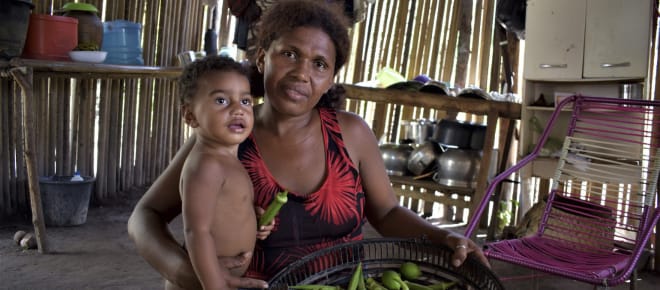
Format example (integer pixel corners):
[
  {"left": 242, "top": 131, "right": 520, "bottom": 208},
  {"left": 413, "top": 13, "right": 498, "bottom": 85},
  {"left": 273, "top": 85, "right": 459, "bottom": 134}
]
[
  {"left": 524, "top": 0, "right": 652, "bottom": 80},
  {"left": 518, "top": 0, "right": 653, "bottom": 218},
  {"left": 524, "top": 0, "right": 586, "bottom": 80}
]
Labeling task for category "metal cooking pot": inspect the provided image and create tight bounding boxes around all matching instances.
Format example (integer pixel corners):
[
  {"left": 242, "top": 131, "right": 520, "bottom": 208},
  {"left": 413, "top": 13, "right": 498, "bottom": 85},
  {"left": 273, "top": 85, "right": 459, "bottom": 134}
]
[
  {"left": 379, "top": 143, "right": 413, "bottom": 176},
  {"left": 400, "top": 119, "right": 436, "bottom": 144},
  {"left": 469, "top": 124, "right": 487, "bottom": 150},
  {"left": 407, "top": 141, "right": 442, "bottom": 176},
  {"left": 432, "top": 119, "right": 472, "bottom": 148},
  {"left": 432, "top": 148, "right": 481, "bottom": 188}
]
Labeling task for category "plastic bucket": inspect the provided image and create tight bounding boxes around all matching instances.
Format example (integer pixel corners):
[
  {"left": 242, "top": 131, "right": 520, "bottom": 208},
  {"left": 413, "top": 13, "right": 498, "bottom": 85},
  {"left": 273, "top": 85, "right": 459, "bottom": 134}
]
[
  {"left": 0, "top": 0, "right": 34, "bottom": 59},
  {"left": 22, "top": 14, "right": 78, "bottom": 61},
  {"left": 39, "top": 175, "right": 95, "bottom": 226},
  {"left": 101, "top": 20, "right": 144, "bottom": 65}
]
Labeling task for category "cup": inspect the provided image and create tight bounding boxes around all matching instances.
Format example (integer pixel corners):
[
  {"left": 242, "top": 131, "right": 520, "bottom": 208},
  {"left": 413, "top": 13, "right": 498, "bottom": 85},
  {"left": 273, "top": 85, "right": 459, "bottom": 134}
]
[{"left": 177, "top": 51, "right": 195, "bottom": 66}]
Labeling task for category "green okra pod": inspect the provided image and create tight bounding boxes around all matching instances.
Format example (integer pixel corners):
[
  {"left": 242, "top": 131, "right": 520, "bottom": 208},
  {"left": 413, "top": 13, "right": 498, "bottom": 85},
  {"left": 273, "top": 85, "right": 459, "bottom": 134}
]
[
  {"left": 366, "top": 277, "right": 387, "bottom": 290},
  {"left": 347, "top": 262, "right": 363, "bottom": 290},
  {"left": 404, "top": 281, "right": 432, "bottom": 290},
  {"left": 258, "top": 190, "right": 288, "bottom": 227},
  {"left": 428, "top": 281, "right": 456, "bottom": 290},
  {"left": 289, "top": 284, "right": 340, "bottom": 290}
]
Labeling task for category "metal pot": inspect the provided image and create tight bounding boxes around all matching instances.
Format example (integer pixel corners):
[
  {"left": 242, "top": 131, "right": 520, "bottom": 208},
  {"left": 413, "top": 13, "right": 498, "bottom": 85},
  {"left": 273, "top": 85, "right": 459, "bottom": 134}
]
[
  {"left": 432, "top": 119, "right": 472, "bottom": 148},
  {"left": 379, "top": 143, "right": 414, "bottom": 176},
  {"left": 432, "top": 148, "right": 482, "bottom": 188},
  {"left": 469, "top": 124, "right": 487, "bottom": 150},
  {"left": 399, "top": 119, "right": 436, "bottom": 144},
  {"left": 407, "top": 141, "right": 442, "bottom": 176}
]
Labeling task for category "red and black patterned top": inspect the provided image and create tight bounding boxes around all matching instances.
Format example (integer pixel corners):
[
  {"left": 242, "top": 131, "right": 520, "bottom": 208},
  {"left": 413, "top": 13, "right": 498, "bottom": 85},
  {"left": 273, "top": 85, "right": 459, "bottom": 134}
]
[{"left": 239, "top": 107, "right": 366, "bottom": 280}]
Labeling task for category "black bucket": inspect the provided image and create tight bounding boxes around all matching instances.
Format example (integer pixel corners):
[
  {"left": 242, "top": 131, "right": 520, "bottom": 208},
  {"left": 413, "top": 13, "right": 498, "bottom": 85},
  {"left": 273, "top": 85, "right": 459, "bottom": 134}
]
[
  {"left": 0, "top": 0, "right": 34, "bottom": 60},
  {"left": 39, "top": 175, "right": 95, "bottom": 226}
]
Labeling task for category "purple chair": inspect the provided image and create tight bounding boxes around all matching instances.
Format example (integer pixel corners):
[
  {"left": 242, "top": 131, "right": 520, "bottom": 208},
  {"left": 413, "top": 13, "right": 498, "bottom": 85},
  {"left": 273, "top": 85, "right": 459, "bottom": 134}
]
[{"left": 465, "top": 95, "right": 660, "bottom": 288}]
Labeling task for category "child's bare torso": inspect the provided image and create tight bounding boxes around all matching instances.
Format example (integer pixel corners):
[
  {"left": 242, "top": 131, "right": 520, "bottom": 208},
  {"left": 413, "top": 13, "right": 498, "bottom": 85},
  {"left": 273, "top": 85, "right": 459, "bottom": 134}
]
[
  {"left": 210, "top": 159, "right": 257, "bottom": 276},
  {"left": 182, "top": 147, "right": 257, "bottom": 278}
]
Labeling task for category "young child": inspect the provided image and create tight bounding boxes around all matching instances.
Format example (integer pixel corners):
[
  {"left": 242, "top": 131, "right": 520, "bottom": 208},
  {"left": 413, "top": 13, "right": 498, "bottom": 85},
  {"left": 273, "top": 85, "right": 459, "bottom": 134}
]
[{"left": 178, "top": 55, "right": 256, "bottom": 290}]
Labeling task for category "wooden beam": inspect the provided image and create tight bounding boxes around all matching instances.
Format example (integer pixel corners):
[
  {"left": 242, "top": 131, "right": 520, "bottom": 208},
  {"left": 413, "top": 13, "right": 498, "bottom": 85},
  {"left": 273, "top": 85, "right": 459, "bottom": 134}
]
[{"left": 10, "top": 67, "right": 48, "bottom": 253}]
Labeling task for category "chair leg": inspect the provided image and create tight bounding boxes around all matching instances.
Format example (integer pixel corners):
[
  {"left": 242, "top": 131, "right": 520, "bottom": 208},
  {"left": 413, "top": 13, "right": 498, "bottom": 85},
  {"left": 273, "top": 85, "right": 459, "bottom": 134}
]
[{"left": 629, "top": 269, "right": 637, "bottom": 290}]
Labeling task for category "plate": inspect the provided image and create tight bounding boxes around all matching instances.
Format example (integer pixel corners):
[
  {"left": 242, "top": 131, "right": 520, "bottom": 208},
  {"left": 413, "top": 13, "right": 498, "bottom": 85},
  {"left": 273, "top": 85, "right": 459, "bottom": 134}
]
[{"left": 69, "top": 51, "right": 107, "bottom": 63}]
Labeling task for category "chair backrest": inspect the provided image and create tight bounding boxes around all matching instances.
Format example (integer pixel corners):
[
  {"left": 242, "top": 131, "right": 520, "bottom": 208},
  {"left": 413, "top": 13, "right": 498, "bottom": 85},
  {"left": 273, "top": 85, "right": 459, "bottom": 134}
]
[{"left": 539, "top": 96, "right": 660, "bottom": 253}]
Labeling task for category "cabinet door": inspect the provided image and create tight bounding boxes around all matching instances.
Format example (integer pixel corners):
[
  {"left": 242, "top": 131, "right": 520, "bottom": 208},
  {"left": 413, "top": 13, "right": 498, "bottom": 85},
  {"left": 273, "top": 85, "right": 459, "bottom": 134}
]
[
  {"left": 523, "top": 0, "right": 586, "bottom": 80},
  {"left": 583, "top": 0, "right": 652, "bottom": 78}
]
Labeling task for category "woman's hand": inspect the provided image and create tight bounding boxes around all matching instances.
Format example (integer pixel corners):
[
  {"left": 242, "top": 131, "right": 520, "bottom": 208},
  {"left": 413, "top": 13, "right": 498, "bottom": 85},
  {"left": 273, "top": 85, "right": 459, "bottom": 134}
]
[
  {"left": 255, "top": 206, "right": 275, "bottom": 240},
  {"left": 445, "top": 232, "right": 490, "bottom": 268}
]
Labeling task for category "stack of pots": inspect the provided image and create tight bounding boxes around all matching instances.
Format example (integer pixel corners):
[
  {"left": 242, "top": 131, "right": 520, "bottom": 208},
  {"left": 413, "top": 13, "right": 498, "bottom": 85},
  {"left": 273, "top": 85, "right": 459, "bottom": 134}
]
[
  {"left": 380, "top": 117, "right": 490, "bottom": 187},
  {"left": 430, "top": 119, "right": 487, "bottom": 188}
]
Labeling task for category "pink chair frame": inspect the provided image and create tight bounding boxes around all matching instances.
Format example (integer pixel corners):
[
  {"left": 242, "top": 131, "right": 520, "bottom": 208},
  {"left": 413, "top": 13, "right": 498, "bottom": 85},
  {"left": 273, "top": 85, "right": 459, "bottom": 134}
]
[{"left": 465, "top": 95, "right": 660, "bottom": 287}]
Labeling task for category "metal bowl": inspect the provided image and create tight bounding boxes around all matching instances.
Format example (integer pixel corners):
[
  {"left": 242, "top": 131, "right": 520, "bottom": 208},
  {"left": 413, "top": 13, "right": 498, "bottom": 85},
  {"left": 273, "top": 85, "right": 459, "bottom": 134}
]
[
  {"left": 433, "top": 148, "right": 481, "bottom": 188},
  {"left": 407, "top": 141, "right": 441, "bottom": 176},
  {"left": 379, "top": 143, "right": 413, "bottom": 176}
]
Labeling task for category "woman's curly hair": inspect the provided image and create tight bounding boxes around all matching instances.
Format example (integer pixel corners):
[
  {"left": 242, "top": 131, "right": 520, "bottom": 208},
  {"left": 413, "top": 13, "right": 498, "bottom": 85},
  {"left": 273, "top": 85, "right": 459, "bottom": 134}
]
[{"left": 251, "top": 0, "right": 351, "bottom": 109}]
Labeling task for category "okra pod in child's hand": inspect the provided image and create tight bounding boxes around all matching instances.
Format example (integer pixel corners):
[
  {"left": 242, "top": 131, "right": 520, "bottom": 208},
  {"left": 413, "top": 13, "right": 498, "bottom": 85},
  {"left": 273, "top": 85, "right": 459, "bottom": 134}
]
[{"left": 258, "top": 190, "right": 288, "bottom": 227}]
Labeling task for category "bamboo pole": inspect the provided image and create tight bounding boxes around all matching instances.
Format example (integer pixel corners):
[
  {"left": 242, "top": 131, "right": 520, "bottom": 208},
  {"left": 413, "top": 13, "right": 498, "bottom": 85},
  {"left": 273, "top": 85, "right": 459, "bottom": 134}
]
[
  {"left": 441, "top": 1, "right": 460, "bottom": 82},
  {"left": 455, "top": 0, "right": 473, "bottom": 89},
  {"left": 468, "top": 0, "right": 484, "bottom": 86},
  {"left": 1, "top": 80, "right": 10, "bottom": 213},
  {"left": 479, "top": 0, "right": 495, "bottom": 90},
  {"left": 10, "top": 67, "right": 48, "bottom": 253}
]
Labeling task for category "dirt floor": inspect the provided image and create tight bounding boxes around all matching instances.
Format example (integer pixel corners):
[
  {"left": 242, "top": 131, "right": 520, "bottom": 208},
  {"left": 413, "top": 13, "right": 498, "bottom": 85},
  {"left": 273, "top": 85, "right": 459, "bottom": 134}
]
[
  {"left": 2, "top": 187, "right": 660, "bottom": 290},
  {"left": 0, "top": 187, "right": 166, "bottom": 290}
]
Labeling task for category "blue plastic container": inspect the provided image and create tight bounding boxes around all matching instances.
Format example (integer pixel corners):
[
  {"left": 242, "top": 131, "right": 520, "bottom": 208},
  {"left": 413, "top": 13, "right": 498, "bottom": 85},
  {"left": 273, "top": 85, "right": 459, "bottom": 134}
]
[{"left": 101, "top": 20, "right": 144, "bottom": 65}]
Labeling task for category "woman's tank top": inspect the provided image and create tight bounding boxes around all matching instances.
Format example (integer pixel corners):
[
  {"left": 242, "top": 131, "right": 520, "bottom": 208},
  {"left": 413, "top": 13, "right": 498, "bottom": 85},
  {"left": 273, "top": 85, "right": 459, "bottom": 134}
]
[{"left": 238, "top": 107, "right": 366, "bottom": 280}]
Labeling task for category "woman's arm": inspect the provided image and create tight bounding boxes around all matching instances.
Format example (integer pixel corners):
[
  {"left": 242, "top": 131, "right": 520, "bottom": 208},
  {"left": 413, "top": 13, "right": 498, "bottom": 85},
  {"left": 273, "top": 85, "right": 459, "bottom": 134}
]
[
  {"left": 127, "top": 136, "right": 201, "bottom": 289},
  {"left": 338, "top": 112, "right": 490, "bottom": 268}
]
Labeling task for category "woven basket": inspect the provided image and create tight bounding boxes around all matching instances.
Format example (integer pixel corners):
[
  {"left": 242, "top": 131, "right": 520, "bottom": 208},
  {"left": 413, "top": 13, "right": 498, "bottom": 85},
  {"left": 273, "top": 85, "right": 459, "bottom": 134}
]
[{"left": 267, "top": 238, "right": 504, "bottom": 290}]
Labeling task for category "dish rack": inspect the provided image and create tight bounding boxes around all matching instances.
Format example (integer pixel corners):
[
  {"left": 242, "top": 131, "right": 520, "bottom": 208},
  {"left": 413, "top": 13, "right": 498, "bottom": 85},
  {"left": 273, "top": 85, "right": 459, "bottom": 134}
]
[{"left": 267, "top": 238, "right": 504, "bottom": 290}]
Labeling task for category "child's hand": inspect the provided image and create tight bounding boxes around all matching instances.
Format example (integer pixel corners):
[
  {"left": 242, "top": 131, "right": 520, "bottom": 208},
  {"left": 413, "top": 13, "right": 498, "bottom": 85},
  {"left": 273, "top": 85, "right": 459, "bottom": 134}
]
[{"left": 254, "top": 206, "right": 275, "bottom": 240}]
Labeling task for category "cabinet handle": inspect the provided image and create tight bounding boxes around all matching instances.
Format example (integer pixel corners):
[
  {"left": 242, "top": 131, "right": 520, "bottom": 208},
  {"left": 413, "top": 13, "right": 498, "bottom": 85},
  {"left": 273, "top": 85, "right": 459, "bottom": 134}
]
[
  {"left": 600, "top": 62, "right": 631, "bottom": 68},
  {"left": 539, "top": 64, "right": 567, "bottom": 69}
]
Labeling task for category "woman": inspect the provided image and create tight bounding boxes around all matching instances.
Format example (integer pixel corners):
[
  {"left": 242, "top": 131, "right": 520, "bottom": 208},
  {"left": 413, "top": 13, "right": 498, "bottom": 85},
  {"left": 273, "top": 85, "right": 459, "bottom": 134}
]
[{"left": 128, "top": 1, "right": 489, "bottom": 289}]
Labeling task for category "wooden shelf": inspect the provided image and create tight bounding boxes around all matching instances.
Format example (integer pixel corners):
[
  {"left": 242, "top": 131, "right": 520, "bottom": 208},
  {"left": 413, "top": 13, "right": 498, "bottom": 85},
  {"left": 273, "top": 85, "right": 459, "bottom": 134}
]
[
  {"left": 342, "top": 84, "right": 522, "bottom": 119},
  {"left": 0, "top": 58, "right": 182, "bottom": 79},
  {"left": 388, "top": 175, "right": 475, "bottom": 196}
]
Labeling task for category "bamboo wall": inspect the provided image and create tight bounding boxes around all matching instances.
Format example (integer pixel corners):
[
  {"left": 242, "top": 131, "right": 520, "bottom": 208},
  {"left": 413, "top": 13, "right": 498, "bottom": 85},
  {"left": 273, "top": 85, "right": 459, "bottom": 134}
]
[{"left": 1, "top": 0, "right": 517, "bottom": 219}]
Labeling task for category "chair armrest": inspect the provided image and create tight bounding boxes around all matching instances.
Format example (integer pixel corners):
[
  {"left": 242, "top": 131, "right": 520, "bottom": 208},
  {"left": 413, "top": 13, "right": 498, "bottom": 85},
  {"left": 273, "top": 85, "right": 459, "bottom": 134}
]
[{"left": 465, "top": 95, "right": 579, "bottom": 237}]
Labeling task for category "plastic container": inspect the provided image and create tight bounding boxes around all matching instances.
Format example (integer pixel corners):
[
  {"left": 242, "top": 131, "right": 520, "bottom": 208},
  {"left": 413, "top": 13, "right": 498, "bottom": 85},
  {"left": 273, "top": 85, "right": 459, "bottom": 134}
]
[
  {"left": 22, "top": 14, "right": 78, "bottom": 61},
  {"left": 62, "top": 2, "right": 103, "bottom": 50},
  {"left": 101, "top": 20, "right": 144, "bottom": 65},
  {"left": 0, "top": 0, "right": 34, "bottom": 60},
  {"left": 70, "top": 171, "right": 84, "bottom": 181},
  {"left": 39, "top": 175, "right": 95, "bottom": 226}
]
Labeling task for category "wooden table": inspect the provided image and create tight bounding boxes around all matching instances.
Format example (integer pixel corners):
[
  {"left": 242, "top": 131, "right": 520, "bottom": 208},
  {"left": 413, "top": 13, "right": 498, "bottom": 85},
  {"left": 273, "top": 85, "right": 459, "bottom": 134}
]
[{"left": 0, "top": 58, "right": 181, "bottom": 253}]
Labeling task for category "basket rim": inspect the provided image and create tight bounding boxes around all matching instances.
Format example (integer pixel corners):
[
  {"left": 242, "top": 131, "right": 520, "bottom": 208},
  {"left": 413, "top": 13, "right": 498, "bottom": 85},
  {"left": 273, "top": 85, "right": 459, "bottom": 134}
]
[{"left": 267, "top": 237, "right": 504, "bottom": 290}]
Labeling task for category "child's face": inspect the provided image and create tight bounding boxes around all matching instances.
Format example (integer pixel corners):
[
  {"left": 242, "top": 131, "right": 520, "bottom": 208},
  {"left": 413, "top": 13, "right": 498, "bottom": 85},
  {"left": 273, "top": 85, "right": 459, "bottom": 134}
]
[{"left": 184, "top": 71, "right": 253, "bottom": 146}]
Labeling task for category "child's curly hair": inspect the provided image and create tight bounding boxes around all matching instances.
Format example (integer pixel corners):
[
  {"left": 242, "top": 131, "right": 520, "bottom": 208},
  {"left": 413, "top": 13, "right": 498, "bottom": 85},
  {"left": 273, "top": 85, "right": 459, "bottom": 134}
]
[{"left": 179, "top": 55, "right": 250, "bottom": 105}]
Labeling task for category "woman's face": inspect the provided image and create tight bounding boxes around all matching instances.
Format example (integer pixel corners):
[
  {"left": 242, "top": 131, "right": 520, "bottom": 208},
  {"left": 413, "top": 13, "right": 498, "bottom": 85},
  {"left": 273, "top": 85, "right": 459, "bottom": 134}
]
[{"left": 257, "top": 26, "right": 336, "bottom": 116}]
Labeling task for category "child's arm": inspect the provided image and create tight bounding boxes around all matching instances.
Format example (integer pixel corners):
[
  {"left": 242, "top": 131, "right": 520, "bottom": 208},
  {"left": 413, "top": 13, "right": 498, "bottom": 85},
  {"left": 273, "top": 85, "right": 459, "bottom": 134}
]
[{"left": 181, "top": 157, "right": 230, "bottom": 289}]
